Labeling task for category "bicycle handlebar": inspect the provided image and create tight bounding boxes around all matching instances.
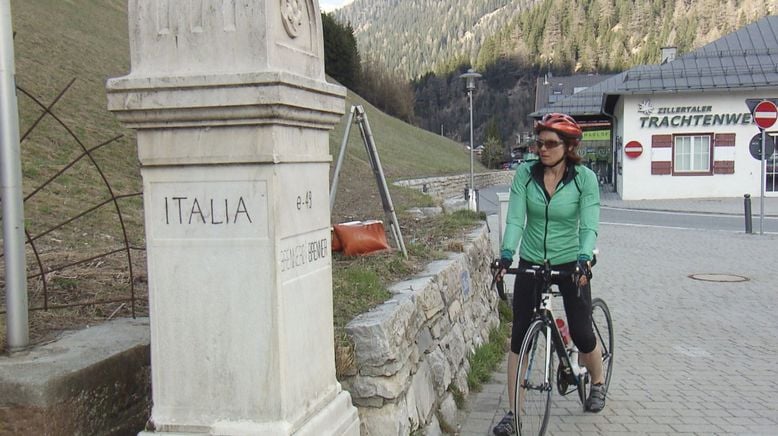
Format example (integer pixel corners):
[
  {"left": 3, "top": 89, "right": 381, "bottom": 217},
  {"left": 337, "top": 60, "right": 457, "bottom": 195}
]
[{"left": 489, "top": 255, "right": 597, "bottom": 301}]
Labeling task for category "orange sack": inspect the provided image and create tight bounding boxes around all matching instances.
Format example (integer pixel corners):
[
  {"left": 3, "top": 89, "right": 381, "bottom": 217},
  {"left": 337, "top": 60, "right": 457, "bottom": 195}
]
[
  {"left": 333, "top": 220, "right": 390, "bottom": 256},
  {"left": 331, "top": 227, "right": 343, "bottom": 252}
]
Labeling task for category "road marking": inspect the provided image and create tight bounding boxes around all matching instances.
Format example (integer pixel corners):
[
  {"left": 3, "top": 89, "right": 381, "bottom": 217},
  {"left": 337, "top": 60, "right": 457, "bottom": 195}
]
[
  {"left": 600, "top": 221, "right": 778, "bottom": 235},
  {"left": 601, "top": 206, "right": 778, "bottom": 220},
  {"left": 672, "top": 344, "right": 711, "bottom": 358}
]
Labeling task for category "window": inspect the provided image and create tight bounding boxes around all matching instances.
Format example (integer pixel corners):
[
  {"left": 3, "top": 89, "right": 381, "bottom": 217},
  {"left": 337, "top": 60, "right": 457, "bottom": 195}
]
[{"left": 674, "top": 135, "right": 712, "bottom": 174}]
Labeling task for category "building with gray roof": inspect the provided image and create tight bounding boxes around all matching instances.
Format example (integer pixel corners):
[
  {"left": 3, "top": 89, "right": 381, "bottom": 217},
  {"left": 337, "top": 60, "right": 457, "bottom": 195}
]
[{"left": 533, "top": 15, "right": 778, "bottom": 200}]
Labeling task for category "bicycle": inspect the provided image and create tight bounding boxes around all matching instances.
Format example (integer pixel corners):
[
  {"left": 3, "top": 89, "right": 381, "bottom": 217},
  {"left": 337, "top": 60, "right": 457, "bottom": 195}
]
[{"left": 490, "top": 257, "right": 613, "bottom": 436}]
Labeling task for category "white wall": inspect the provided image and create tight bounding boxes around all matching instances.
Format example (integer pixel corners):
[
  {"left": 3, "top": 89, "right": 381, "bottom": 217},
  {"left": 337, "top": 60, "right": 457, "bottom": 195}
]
[{"left": 617, "top": 91, "right": 777, "bottom": 200}]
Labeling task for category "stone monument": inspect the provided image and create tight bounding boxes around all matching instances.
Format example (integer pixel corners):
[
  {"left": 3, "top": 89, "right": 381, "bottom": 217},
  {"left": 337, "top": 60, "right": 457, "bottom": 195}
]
[{"left": 106, "top": 1, "right": 359, "bottom": 434}]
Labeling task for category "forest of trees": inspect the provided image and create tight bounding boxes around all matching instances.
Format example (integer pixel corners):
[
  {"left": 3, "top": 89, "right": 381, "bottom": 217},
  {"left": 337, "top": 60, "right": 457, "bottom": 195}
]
[
  {"left": 323, "top": 13, "right": 417, "bottom": 122},
  {"left": 338, "top": 0, "right": 775, "bottom": 79},
  {"left": 336, "top": 0, "right": 541, "bottom": 79},
  {"left": 322, "top": 13, "right": 361, "bottom": 90}
]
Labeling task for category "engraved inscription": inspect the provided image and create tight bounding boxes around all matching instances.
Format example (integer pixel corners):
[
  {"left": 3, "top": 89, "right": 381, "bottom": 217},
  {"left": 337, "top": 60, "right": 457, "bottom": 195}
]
[
  {"left": 277, "top": 166, "right": 329, "bottom": 239},
  {"left": 151, "top": 181, "right": 268, "bottom": 240},
  {"left": 164, "top": 196, "right": 253, "bottom": 225},
  {"left": 157, "top": 0, "right": 170, "bottom": 34},
  {"left": 157, "top": 0, "right": 221, "bottom": 35},
  {"left": 222, "top": 0, "right": 237, "bottom": 31},
  {"left": 279, "top": 237, "right": 328, "bottom": 272},
  {"left": 296, "top": 190, "right": 312, "bottom": 210},
  {"left": 191, "top": 0, "right": 204, "bottom": 33},
  {"left": 280, "top": 0, "right": 306, "bottom": 38}
]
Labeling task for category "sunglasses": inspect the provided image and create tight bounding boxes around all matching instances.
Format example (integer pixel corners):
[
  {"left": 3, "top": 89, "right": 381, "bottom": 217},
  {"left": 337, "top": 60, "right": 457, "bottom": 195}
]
[{"left": 534, "top": 139, "right": 566, "bottom": 149}]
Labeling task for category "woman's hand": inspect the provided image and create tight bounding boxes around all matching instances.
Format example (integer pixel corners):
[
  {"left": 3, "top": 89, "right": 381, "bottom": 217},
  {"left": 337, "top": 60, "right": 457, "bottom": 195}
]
[
  {"left": 498, "top": 258, "right": 512, "bottom": 279},
  {"left": 575, "top": 258, "right": 592, "bottom": 287}
]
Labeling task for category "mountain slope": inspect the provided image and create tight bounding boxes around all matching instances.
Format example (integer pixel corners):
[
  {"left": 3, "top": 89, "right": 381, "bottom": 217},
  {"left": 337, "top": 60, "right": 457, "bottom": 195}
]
[
  {"left": 335, "top": 0, "right": 776, "bottom": 79},
  {"left": 329, "top": 84, "right": 483, "bottom": 223},
  {"left": 8, "top": 0, "right": 475, "bottom": 236},
  {"left": 2, "top": 0, "right": 480, "bottom": 348},
  {"left": 335, "top": 0, "right": 541, "bottom": 78}
]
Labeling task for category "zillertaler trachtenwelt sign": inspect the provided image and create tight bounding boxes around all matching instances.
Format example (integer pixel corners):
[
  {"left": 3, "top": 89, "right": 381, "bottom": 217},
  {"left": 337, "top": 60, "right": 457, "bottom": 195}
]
[{"left": 636, "top": 99, "right": 753, "bottom": 129}]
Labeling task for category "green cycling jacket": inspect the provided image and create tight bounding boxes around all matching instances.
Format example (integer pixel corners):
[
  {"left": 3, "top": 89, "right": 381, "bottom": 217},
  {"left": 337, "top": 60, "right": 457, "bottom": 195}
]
[{"left": 501, "top": 161, "right": 600, "bottom": 265}]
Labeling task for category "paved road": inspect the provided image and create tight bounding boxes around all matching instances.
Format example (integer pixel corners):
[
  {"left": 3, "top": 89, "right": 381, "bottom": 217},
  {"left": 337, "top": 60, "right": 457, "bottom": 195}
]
[
  {"left": 463, "top": 187, "right": 778, "bottom": 435},
  {"left": 478, "top": 185, "right": 778, "bottom": 233},
  {"left": 600, "top": 207, "right": 778, "bottom": 234},
  {"left": 477, "top": 185, "right": 505, "bottom": 216}
]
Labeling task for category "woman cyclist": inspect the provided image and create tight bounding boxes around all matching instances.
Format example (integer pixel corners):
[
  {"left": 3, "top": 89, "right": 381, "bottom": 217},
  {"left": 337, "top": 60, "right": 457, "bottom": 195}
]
[{"left": 493, "top": 113, "right": 604, "bottom": 436}]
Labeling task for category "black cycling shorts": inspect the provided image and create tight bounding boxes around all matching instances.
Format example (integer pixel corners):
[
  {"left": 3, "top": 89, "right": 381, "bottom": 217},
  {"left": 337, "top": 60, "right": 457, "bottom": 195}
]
[{"left": 510, "top": 259, "right": 596, "bottom": 354}]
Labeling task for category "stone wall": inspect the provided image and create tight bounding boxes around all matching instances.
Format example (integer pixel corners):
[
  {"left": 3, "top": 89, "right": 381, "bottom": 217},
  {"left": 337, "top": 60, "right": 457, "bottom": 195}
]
[
  {"left": 394, "top": 171, "right": 514, "bottom": 201},
  {"left": 0, "top": 318, "right": 151, "bottom": 436},
  {"left": 340, "top": 223, "right": 500, "bottom": 435},
  {"left": 0, "top": 226, "right": 498, "bottom": 436}
]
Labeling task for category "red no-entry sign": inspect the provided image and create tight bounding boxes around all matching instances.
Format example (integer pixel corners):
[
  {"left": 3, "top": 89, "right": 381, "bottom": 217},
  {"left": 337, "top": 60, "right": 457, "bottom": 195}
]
[
  {"left": 754, "top": 100, "right": 778, "bottom": 130},
  {"left": 624, "top": 141, "right": 643, "bottom": 158}
]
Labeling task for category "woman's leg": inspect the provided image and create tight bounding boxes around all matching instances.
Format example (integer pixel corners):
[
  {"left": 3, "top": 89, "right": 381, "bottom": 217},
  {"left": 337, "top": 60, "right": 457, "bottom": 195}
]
[
  {"left": 579, "top": 345, "right": 604, "bottom": 384},
  {"left": 496, "top": 261, "right": 540, "bottom": 433},
  {"left": 507, "top": 350, "right": 519, "bottom": 411},
  {"left": 558, "top": 277, "right": 603, "bottom": 383}
]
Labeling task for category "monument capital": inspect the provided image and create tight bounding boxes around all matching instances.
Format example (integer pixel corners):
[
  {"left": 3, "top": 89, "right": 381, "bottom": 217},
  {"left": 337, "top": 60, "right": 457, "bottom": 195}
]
[
  {"left": 107, "top": 71, "right": 346, "bottom": 131},
  {"left": 125, "top": 0, "right": 325, "bottom": 79}
]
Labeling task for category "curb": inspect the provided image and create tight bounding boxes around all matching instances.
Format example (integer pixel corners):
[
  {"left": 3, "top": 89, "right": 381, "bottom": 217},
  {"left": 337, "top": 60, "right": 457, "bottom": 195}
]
[{"left": 600, "top": 203, "right": 778, "bottom": 218}]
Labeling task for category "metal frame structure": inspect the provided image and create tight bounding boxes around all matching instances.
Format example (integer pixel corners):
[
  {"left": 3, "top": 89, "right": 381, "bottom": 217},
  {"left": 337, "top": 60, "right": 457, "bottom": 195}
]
[
  {"left": 0, "top": 75, "right": 144, "bottom": 351},
  {"left": 330, "top": 105, "right": 407, "bottom": 258}
]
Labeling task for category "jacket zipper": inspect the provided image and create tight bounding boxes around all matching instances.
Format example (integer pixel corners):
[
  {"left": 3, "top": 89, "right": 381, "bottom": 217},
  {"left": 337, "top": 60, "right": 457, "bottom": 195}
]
[
  {"left": 543, "top": 201, "right": 549, "bottom": 260},
  {"left": 542, "top": 179, "right": 568, "bottom": 261}
]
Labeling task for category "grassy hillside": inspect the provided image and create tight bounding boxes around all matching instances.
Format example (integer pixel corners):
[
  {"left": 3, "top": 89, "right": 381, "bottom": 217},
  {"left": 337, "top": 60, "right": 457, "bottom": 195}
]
[
  {"left": 11, "top": 0, "right": 140, "bottom": 242},
  {"left": 2, "top": 0, "right": 484, "bottom": 348},
  {"left": 329, "top": 87, "right": 484, "bottom": 223},
  {"left": 331, "top": 90, "right": 477, "bottom": 179}
]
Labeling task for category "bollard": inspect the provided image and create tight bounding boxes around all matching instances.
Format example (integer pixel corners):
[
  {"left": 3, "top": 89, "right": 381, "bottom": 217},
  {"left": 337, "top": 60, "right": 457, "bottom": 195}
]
[{"left": 744, "top": 194, "right": 753, "bottom": 234}]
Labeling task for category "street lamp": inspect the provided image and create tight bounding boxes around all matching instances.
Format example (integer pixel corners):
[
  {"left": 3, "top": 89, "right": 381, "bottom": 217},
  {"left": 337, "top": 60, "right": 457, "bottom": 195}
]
[{"left": 460, "top": 68, "right": 481, "bottom": 211}]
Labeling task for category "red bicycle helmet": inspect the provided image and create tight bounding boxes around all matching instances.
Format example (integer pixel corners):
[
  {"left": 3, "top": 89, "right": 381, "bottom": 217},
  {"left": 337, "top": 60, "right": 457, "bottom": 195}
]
[{"left": 534, "top": 112, "right": 583, "bottom": 141}]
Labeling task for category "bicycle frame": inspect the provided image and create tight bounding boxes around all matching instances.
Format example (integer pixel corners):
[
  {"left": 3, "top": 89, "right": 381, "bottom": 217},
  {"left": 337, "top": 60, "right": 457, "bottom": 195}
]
[
  {"left": 491, "top": 255, "right": 611, "bottom": 434},
  {"left": 533, "top": 288, "right": 587, "bottom": 393},
  {"left": 497, "top": 261, "right": 589, "bottom": 394}
]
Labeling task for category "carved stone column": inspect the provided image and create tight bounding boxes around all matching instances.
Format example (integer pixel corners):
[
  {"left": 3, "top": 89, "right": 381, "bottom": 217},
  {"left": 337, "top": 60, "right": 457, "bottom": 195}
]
[{"left": 106, "top": 1, "right": 359, "bottom": 434}]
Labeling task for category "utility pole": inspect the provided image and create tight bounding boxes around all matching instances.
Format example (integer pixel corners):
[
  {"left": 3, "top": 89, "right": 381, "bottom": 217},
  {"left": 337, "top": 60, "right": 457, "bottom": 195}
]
[
  {"left": 460, "top": 68, "right": 481, "bottom": 211},
  {"left": 0, "top": 0, "right": 29, "bottom": 351}
]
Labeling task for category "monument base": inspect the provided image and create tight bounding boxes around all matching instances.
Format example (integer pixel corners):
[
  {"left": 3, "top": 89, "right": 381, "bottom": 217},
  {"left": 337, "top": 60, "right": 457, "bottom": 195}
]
[
  {"left": 139, "top": 390, "right": 359, "bottom": 436},
  {"left": 291, "top": 390, "right": 360, "bottom": 436}
]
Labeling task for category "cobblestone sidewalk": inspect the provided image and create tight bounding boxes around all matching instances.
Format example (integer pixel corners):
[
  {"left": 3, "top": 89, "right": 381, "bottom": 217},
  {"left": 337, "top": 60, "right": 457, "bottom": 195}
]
[{"left": 456, "top": 221, "right": 778, "bottom": 435}]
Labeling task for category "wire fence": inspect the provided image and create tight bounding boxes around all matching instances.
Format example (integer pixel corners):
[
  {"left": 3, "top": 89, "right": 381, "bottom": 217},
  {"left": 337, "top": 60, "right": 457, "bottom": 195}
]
[{"left": 0, "top": 78, "right": 145, "bottom": 346}]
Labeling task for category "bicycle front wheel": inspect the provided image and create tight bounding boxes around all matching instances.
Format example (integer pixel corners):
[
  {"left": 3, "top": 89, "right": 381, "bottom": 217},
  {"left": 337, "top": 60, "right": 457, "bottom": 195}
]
[
  {"left": 591, "top": 298, "right": 614, "bottom": 391},
  {"left": 514, "top": 320, "right": 553, "bottom": 436}
]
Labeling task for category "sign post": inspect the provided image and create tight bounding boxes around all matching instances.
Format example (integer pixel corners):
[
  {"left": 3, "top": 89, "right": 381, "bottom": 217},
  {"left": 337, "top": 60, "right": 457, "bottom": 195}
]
[{"left": 747, "top": 99, "right": 778, "bottom": 235}]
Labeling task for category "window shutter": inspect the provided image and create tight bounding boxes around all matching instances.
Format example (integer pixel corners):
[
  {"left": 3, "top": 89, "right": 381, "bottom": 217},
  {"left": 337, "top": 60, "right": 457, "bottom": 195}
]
[
  {"left": 651, "top": 134, "right": 672, "bottom": 175},
  {"left": 713, "top": 133, "right": 735, "bottom": 174}
]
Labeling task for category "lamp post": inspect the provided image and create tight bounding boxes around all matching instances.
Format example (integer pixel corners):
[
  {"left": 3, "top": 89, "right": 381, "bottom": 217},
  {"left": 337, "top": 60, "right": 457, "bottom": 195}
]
[
  {"left": 460, "top": 68, "right": 481, "bottom": 211},
  {"left": 1, "top": 0, "right": 28, "bottom": 351}
]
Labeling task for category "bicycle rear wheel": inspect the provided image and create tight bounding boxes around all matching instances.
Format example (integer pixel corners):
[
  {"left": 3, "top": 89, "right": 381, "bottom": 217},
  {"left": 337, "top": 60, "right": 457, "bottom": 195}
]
[
  {"left": 591, "top": 298, "right": 614, "bottom": 391},
  {"left": 514, "top": 320, "right": 553, "bottom": 436}
]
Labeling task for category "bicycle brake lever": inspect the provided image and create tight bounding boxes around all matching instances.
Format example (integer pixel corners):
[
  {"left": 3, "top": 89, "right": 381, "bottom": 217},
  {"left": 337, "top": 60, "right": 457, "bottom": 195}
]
[
  {"left": 495, "top": 277, "right": 506, "bottom": 301},
  {"left": 489, "top": 260, "right": 507, "bottom": 301}
]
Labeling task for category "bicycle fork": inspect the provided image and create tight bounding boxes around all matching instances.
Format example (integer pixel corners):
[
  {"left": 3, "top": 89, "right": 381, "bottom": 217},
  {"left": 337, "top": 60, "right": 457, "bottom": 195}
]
[{"left": 522, "top": 322, "right": 554, "bottom": 394}]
